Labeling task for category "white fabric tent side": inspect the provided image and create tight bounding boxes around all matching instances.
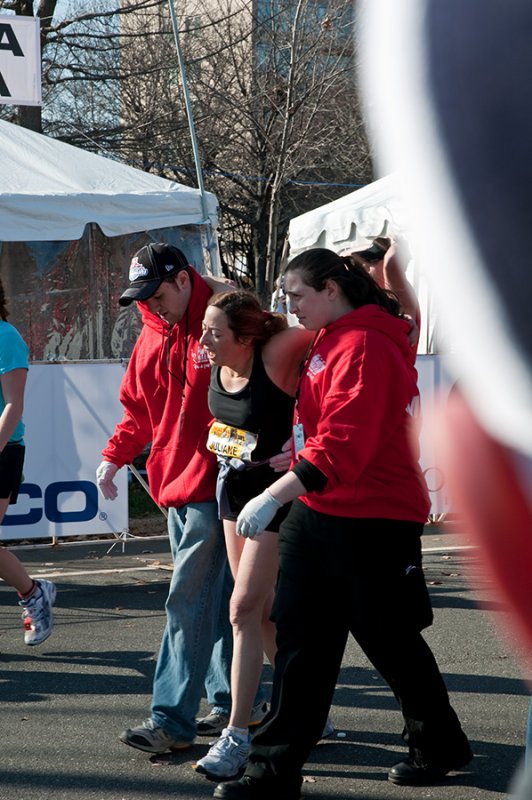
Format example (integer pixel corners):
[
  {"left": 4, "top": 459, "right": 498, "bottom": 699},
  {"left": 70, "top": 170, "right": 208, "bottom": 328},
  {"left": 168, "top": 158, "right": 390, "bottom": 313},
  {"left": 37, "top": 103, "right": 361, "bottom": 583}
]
[
  {"left": 287, "top": 174, "right": 437, "bottom": 355},
  {"left": 0, "top": 119, "right": 218, "bottom": 241},
  {"left": 288, "top": 175, "right": 407, "bottom": 256},
  {"left": 0, "top": 120, "right": 221, "bottom": 361}
]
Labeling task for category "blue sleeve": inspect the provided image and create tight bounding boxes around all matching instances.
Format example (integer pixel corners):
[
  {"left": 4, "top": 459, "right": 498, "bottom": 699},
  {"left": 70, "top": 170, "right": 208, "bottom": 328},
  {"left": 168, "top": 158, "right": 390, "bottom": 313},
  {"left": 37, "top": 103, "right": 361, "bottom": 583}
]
[{"left": 0, "top": 324, "right": 29, "bottom": 374}]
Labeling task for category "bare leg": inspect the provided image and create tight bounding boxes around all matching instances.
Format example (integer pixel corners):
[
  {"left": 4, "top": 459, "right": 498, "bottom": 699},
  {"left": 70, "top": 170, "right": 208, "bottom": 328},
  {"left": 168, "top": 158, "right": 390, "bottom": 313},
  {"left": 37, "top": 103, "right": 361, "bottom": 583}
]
[
  {"left": 224, "top": 521, "right": 279, "bottom": 729},
  {"left": 0, "top": 496, "right": 34, "bottom": 595}
]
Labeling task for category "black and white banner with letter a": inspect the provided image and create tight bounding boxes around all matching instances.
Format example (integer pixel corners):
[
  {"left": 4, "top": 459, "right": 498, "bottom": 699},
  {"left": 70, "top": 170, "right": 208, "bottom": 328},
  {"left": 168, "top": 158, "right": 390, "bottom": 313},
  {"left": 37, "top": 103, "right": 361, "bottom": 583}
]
[{"left": 0, "top": 15, "right": 41, "bottom": 106}]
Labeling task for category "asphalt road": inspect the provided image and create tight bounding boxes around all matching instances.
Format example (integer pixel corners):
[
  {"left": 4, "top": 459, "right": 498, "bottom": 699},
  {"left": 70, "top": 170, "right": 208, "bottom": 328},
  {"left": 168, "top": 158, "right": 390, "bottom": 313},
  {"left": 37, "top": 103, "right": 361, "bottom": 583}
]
[{"left": 0, "top": 524, "right": 529, "bottom": 800}]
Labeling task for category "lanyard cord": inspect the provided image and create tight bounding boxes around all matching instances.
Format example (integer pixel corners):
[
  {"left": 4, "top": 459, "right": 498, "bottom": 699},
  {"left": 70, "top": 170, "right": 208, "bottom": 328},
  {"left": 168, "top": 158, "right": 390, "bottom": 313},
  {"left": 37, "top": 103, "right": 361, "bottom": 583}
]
[
  {"left": 166, "top": 307, "right": 189, "bottom": 394},
  {"left": 166, "top": 308, "right": 189, "bottom": 438},
  {"left": 295, "top": 332, "right": 319, "bottom": 417}
]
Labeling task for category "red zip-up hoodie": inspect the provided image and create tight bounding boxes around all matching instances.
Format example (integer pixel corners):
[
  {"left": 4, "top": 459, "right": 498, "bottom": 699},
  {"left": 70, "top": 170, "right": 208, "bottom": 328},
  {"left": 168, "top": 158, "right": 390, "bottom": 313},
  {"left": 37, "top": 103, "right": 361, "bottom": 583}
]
[
  {"left": 102, "top": 273, "right": 217, "bottom": 508},
  {"left": 295, "top": 305, "right": 430, "bottom": 522}
]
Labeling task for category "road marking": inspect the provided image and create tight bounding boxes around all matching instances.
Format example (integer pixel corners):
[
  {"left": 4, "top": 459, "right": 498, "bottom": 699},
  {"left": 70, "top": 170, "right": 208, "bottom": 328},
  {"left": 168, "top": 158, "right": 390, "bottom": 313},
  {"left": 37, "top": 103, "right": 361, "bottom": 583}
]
[
  {"left": 30, "top": 564, "right": 171, "bottom": 579},
  {"left": 422, "top": 545, "right": 477, "bottom": 553}
]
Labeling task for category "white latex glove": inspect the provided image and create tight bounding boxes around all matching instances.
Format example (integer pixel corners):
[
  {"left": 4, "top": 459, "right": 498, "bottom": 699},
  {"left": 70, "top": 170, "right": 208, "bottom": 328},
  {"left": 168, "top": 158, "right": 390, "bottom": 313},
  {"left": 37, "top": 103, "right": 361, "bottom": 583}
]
[
  {"left": 236, "top": 489, "right": 283, "bottom": 539},
  {"left": 96, "top": 460, "right": 119, "bottom": 501}
]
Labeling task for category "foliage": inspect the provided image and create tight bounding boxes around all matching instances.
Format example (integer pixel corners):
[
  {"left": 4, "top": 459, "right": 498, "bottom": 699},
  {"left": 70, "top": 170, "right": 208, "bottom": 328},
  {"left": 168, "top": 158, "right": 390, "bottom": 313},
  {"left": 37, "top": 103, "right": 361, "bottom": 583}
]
[{"left": 0, "top": 0, "right": 373, "bottom": 302}]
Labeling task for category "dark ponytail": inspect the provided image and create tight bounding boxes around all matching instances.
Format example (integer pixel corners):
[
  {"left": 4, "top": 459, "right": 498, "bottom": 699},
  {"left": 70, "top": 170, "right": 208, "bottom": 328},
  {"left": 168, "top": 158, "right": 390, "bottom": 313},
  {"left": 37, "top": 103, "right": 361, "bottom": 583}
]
[{"left": 0, "top": 278, "right": 8, "bottom": 322}]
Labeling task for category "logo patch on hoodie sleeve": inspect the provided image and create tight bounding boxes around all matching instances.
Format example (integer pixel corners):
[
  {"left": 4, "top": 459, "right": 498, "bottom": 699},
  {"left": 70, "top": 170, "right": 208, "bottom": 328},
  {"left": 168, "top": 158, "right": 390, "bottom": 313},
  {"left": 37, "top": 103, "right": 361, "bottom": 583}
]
[
  {"left": 192, "top": 345, "right": 211, "bottom": 370},
  {"left": 307, "top": 353, "right": 326, "bottom": 378}
]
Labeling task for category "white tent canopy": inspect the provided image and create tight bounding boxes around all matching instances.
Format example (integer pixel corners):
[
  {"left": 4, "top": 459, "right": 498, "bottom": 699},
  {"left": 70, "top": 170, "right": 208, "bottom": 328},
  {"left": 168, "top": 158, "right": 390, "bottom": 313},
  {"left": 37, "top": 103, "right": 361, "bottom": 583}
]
[
  {"left": 288, "top": 174, "right": 408, "bottom": 256},
  {"left": 0, "top": 119, "right": 218, "bottom": 241},
  {"left": 287, "top": 174, "right": 440, "bottom": 354}
]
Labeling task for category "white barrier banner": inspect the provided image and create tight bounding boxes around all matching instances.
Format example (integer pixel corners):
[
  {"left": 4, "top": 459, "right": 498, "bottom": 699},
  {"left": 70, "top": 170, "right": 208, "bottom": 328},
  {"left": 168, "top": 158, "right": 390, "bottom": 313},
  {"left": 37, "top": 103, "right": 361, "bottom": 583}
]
[
  {"left": 0, "top": 15, "right": 41, "bottom": 106},
  {"left": 0, "top": 357, "right": 450, "bottom": 538},
  {"left": 1, "top": 362, "right": 129, "bottom": 540}
]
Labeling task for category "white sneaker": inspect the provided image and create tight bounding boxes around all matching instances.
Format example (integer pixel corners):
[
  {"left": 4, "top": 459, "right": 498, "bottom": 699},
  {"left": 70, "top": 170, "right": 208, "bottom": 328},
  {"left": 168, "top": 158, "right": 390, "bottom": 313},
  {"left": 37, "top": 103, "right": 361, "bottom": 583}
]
[
  {"left": 195, "top": 728, "right": 250, "bottom": 778},
  {"left": 19, "top": 579, "right": 56, "bottom": 646}
]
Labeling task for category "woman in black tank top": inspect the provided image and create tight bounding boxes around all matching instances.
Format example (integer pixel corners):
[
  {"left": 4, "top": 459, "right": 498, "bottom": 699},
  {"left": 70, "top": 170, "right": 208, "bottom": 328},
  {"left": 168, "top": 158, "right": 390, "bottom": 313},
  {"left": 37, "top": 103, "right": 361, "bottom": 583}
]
[{"left": 196, "top": 290, "right": 315, "bottom": 779}]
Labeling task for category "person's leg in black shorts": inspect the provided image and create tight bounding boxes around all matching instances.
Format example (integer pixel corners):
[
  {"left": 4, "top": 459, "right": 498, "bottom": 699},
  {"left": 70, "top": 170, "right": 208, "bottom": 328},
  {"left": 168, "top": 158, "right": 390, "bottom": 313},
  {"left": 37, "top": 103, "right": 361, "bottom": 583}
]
[{"left": 0, "top": 444, "right": 57, "bottom": 645}]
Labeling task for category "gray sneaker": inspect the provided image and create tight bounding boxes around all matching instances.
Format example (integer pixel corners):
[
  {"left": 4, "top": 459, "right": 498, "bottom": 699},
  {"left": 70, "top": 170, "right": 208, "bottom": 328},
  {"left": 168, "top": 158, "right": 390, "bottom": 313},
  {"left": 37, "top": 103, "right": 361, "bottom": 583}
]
[
  {"left": 196, "top": 701, "right": 269, "bottom": 737},
  {"left": 196, "top": 711, "right": 229, "bottom": 737},
  {"left": 20, "top": 579, "right": 56, "bottom": 646},
  {"left": 248, "top": 701, "right": 269, "bottom": 728},
  {"left": 119, "top": 718, "right": 193, "bottom": 754},
  {"left": 195, "top": 728, "right": 250, "bottom": 779}
]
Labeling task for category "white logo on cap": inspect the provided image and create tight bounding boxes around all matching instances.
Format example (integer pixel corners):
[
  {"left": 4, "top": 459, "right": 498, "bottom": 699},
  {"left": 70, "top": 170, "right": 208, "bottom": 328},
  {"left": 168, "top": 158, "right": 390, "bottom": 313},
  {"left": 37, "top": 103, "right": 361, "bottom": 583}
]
[{"left": 129, "top": 257, "right": 150, "bottom": 282}]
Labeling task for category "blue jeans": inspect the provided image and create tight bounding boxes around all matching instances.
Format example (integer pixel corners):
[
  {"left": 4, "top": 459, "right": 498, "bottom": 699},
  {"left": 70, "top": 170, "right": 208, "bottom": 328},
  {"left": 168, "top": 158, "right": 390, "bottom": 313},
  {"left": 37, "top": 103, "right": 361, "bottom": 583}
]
[{"left": 150, "top": 502, "right": 233, "bottom": 741}]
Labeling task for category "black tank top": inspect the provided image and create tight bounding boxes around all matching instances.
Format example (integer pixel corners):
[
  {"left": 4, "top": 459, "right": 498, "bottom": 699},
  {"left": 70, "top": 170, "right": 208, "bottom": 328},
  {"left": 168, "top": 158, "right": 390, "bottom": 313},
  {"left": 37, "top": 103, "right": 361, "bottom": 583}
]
[{"left": 208, "top": 348, "right": 294, "bottom": 462}]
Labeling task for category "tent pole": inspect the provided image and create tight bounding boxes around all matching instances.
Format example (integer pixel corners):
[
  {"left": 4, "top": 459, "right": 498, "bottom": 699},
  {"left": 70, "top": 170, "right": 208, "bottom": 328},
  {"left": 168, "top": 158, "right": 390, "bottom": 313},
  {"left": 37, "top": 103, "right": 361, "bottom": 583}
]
[{"left": 167, "top": 1, "right": 220, "bottom": 274}]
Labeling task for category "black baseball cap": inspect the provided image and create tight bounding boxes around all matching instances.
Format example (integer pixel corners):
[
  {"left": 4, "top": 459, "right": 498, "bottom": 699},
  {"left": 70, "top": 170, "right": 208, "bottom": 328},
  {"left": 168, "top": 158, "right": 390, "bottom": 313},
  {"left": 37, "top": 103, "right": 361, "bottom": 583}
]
[{"left": 119, "top": 243, "right": 190, "bottom": 306}]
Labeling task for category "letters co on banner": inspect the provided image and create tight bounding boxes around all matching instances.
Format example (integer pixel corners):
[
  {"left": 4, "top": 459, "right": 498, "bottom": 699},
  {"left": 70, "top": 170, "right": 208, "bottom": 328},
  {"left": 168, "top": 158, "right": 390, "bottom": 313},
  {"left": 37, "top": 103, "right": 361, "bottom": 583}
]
[
  {"left": 1, "top": 362, "right": 128, "bottom": 541},
  {"left": 0, "top": 15, "right": 41, "bottom": 106}
]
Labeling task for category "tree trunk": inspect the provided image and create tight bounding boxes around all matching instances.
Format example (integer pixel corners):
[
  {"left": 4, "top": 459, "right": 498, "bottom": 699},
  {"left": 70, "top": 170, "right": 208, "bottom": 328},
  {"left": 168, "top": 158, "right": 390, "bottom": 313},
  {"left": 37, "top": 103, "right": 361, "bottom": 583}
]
[
  {"left": 17, "top": 106, "right": 42, "bottom": 133},
  {"left": 14, "top": 0, "right": 58, "bottom": 132}
]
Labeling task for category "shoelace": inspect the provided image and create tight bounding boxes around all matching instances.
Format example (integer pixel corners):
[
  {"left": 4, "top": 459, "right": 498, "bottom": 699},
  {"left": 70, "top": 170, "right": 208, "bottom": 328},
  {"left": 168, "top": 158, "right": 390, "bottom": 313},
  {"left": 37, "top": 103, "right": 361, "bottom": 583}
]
[
  {"left": 142, "top": 719, "right": 163, "bottom": 733},
  {"left": 211, "top": 733, "right": 248, "bottom": 755},
  {"left": 22, "top": 592, "right": 46, "bottom": 629}
]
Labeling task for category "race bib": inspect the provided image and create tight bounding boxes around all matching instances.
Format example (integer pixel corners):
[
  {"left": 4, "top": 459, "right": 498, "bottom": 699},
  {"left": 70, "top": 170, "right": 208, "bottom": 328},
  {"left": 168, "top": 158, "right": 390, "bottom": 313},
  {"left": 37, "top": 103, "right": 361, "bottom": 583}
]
[{"left": 207, "top": 421, "right": 258, "bottom": 462}]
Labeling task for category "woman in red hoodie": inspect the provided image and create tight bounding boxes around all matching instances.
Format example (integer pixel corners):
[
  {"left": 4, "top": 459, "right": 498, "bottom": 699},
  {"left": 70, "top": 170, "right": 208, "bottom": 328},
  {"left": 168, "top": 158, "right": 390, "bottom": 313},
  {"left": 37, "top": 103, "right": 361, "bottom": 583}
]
[{"left": 214, "top": 248, "right": 472, "bottom": 800}]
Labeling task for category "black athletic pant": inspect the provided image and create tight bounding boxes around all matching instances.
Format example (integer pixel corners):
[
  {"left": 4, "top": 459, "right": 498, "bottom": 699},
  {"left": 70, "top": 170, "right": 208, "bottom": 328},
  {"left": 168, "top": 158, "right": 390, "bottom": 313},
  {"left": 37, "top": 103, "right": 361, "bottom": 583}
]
[{"left": 246, "top": 500, "right": 469, "bottom": 789}]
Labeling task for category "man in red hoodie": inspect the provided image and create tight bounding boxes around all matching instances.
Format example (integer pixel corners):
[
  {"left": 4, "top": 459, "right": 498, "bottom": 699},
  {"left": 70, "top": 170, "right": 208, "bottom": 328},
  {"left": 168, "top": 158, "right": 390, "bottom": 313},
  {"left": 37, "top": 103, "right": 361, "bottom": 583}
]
[{"left": 96, "top": 243, "right": 247, "bottom": 754}]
